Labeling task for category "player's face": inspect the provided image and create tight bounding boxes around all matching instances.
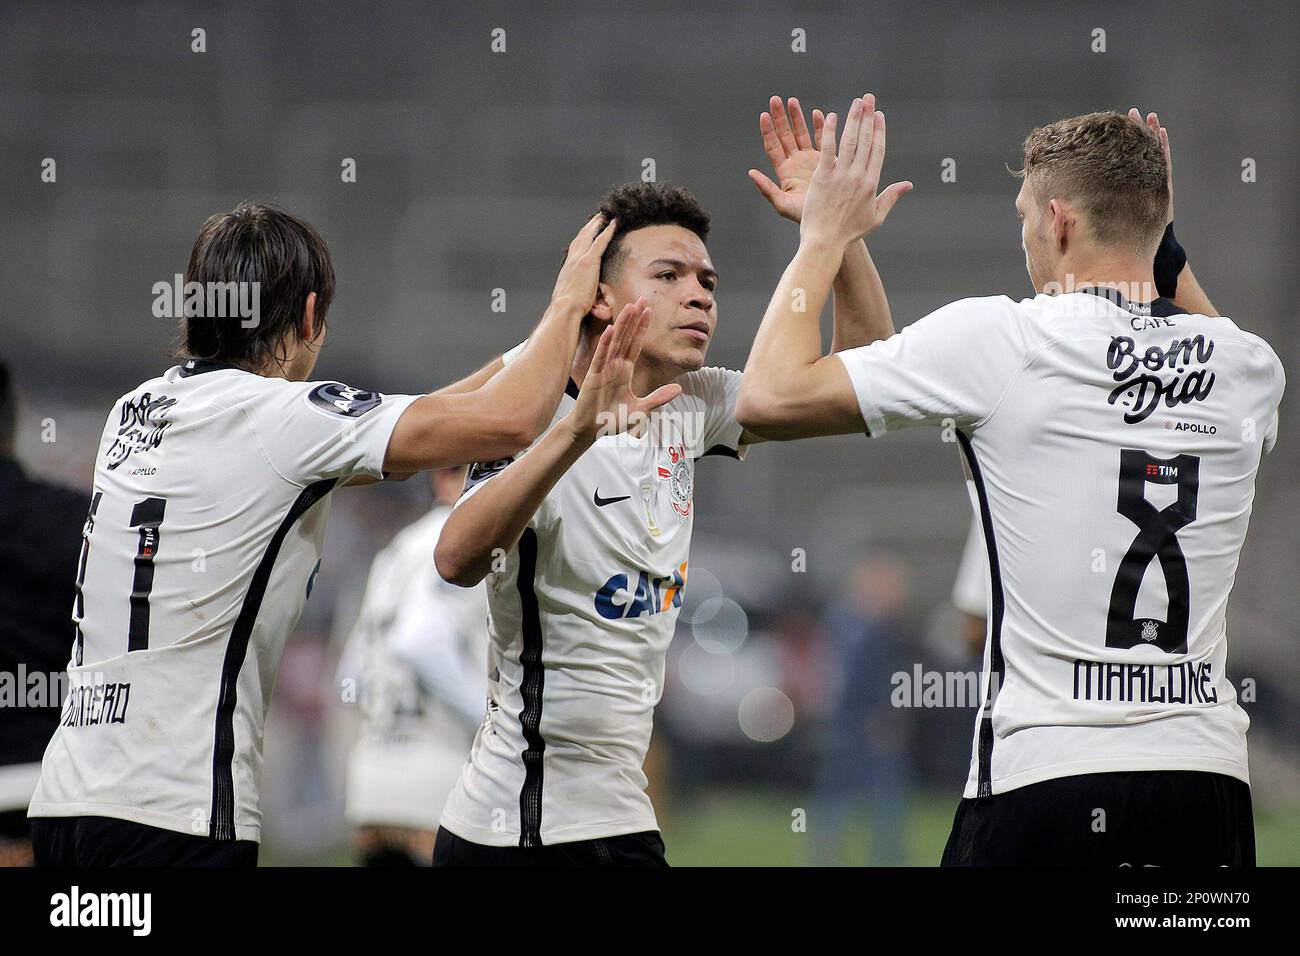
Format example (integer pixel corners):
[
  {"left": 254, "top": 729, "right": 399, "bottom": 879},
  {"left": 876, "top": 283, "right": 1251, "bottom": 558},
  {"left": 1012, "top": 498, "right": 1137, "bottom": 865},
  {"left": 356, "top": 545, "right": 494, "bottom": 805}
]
[
  {"left": 1016, "top": 180, "right": 1054, "bottom": 293},
  {"left": 600, "top": 225, "right": 717, "bottom": 375}
]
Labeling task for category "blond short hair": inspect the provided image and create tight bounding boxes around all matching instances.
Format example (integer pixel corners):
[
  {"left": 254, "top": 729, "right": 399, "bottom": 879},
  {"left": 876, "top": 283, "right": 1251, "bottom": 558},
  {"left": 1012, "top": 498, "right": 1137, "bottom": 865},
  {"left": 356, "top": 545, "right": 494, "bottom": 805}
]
[{"left": 1014, "top": 112, "right": 1168, "bottom": 254}]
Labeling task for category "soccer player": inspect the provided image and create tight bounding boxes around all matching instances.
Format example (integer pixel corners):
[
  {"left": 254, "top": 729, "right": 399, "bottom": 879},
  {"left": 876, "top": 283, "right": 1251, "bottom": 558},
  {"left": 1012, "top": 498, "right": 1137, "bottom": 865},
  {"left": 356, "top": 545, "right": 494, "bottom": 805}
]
[
  {"left": 336, "top": 466, "right": 488, "bottom": 866},
  {"left": 27, "top": 201, "right": 629, "bottom": 866},
  {"left": 431, "top": 95, "right": 905, "bottom": 865},
  {"left": 736, "top": 99, "right": 1283, "bottom": 865}
]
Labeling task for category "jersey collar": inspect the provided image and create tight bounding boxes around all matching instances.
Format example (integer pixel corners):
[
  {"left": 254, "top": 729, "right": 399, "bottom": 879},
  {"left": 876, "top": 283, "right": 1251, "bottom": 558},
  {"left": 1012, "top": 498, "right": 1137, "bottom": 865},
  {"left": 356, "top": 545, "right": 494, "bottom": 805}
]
[
  {"left": 178, "top": 357, "right": 242, "bottom": 377},
  {"left": 1076, "top": 285, "right": 1186, "bottom": 318}
]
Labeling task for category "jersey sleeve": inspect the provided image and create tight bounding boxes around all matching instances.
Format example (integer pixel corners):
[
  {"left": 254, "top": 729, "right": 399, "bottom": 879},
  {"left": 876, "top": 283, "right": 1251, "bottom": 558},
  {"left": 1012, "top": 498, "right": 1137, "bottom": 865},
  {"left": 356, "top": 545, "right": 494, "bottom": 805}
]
[
  {"left": 453, "top": 440, "right": 560, "bottom": 531},
  {"left": 682, "top": 366, "right": 748, "bottom": 460},
  {"left": 250, "top": 380, "right": 420, "bottom": 485},
  {"left": 1263, "top": 409, "right": 1279, "bottom": 455},
  {"left": 833, "top": 296, "right": 1027, "bottom": 435}
]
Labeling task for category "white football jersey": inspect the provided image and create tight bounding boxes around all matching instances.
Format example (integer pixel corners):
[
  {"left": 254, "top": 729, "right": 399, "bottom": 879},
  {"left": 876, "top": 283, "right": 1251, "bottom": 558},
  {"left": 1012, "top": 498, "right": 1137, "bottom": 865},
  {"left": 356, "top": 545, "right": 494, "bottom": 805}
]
[
  {"left": 29, "top": 358, "right": 418, "bottom": 841},
  {"left": 439, "top": 366, "right": 746, "bottom": 847},
  {"left": 836, "top": 288, "right": 1284, "bottom": 799},
  {"left": 337, "top": 504, "right": 487, "bottom": 830}
]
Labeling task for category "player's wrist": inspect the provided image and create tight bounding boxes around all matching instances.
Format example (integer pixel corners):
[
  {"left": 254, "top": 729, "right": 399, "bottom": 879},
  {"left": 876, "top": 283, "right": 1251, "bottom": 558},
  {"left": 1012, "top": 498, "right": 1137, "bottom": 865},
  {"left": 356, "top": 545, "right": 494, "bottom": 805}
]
[
  {"left": 795, "top": 233, "right": 848, "bottom": 273},
  {"left": 544, "top": 293, "right": 594, "bottom": 324},
  {"left": 558, "top": 409, "right": 600, "bottom": 447}
]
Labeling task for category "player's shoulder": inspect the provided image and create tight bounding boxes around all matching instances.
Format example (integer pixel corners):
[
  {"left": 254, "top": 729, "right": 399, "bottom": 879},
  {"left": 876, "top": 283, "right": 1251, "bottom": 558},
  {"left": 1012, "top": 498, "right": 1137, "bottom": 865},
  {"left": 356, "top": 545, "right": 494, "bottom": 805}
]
[
  {"left": 905, "top": 294, "right": 1036, "bottom": 353},
  {"left": 1206, "top": 315, "right": 1282, "bottom": 364},
  {"left": 920, "top": 293, "right": 1028, "bottom": 328},
  {"left": 671, "top": 365, "right": 739, "bottom": 404},
  {"left": 1212, "top": 316, "right": 1285, "bottom": 396}
]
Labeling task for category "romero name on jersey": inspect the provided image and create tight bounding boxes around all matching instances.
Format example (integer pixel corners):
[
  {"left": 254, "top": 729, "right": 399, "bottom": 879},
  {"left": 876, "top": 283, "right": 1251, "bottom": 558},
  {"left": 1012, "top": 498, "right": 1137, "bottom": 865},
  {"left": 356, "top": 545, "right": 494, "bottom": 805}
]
[{"left": 29, "top": 359, "right": 419, "bottom": 841}]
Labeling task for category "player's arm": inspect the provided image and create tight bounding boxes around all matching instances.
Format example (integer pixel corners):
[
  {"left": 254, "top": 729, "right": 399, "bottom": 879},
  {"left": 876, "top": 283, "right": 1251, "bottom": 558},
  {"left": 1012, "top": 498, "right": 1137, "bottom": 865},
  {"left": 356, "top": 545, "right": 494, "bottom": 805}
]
[
  {"left": 748, "top": 95, "right": 902, "bottom": 353},
  {"left": 430, "top": 354, "right": 505, "bottom": 396},
  {"left": 382, "top": 215, "right": 617, "bottom": 473},
  {"left": 436, "top": 300, "right": 681, "bottom": 587},
  {"left": 1130, "top": 108, "right": 1217, "bottom": 317},
  {"left": 737, "top": 98, "right": 911, "bottom": 441}
]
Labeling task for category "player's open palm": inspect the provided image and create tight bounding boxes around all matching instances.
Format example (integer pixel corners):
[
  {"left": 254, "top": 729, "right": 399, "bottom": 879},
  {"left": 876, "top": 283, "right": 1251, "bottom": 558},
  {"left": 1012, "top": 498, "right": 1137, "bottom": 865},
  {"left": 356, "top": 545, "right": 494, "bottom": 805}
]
[
  {"left": 551, "top": 213, "right": 619, "bottom": 314},
  {"left": 570, "top": 298, "right": 682, "bottom": 441},
  {"left": 801, "top": 94, "right": 912, "bottom": 249},
  {"left": 749, "top": 96, "right": 826, "bottom": 222}
]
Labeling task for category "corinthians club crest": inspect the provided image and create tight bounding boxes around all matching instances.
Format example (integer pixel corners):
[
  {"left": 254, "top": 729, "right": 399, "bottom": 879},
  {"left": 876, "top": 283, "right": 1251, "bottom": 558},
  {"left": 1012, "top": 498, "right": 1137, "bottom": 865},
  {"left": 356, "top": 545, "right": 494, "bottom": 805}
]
[
  {"left": 656, "top": 442, "right": 693, "bottom": 518},
  {"left": 1140, "top": 620, "right": 1159, "bottom": 643}
]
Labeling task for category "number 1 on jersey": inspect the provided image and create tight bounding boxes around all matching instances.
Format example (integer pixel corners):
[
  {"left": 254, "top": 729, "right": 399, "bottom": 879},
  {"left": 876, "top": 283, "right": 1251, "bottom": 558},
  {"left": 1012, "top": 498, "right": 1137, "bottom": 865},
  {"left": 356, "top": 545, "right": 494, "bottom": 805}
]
[{"left": 128, "top": 497, "right": 166, "bottom": 652}]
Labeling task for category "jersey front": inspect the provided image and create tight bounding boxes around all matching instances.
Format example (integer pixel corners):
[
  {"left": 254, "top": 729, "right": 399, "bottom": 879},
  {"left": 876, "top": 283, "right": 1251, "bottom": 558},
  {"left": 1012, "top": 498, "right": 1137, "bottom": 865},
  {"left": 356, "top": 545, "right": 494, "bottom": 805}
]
[
  {"left": 439, "top": 366, "right": 745, "bottom": 847},
  {"left": 836, "top": 289, "right": 1284, "bottom": 799},
  {"left": 29, "top": 359, "right": 418, "bottom": 841}
]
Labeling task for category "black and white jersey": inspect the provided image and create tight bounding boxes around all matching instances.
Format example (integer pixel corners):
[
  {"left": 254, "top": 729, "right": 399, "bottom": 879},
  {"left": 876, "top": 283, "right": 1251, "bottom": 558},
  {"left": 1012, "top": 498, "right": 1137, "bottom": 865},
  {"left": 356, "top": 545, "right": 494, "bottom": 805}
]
[
  {"left": 439, "top": 365, "right": 746, "bottom": 847},
  {"left": 29, "top": 359, "right": 418, "bottom": 841},
  {"left": 836, "top": 289, "right": 1283, "bottom": 798},
  {"left": 337, "top": 505, "right": 487, "bottom": 831}
]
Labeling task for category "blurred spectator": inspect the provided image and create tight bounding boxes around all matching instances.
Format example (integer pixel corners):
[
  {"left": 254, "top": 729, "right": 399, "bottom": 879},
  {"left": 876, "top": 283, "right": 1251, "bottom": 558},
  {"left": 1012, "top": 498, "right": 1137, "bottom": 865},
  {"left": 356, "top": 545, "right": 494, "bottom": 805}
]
[
  {"left": 952, "top": 513, "right": 989, "bottom": 656},
  {"left": 809, "top": 554, "right": 917, "bottom": 866},
  {"left": 0, "top": 359, "right": 88, "bottom": 865},
  {"left": 335, "top": 467, "right": 487, "bottom": 866}
]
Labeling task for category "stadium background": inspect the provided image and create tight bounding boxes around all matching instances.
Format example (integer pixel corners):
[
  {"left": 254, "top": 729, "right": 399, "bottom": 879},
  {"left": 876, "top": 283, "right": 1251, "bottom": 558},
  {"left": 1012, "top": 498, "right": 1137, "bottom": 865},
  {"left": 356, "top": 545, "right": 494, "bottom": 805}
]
[{"left": 2, "top": 0, "right": 1297, "bottom": 864}]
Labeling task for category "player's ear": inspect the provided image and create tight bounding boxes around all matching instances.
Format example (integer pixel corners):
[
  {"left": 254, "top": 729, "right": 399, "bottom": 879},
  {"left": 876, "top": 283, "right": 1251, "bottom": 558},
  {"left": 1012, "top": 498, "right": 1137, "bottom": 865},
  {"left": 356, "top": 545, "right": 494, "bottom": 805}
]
[
  {"left": 1048, "top": 199, "right": 1070, "bottom": 251},
  {"left": 300, "top": 292, "right": 319, "bottom": 343},
  {"left": 589, "top": 283, "right": 615, "bottom": 323}
]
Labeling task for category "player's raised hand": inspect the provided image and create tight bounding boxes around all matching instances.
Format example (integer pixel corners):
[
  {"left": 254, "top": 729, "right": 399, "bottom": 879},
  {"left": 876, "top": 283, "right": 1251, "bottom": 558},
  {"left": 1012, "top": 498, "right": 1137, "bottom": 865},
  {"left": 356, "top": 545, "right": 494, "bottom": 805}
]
[
  {"left": 748, "top": 96, "right": 827, "bottom": 222},
  {"left": 800, "top": 93, "right": 912, "bottom": 250},
  {"left": 568, "top": 298, "right": 682, "bottom": 442},
  {"left": 550, "top": 213, "right": 619, "bottom": 313},
  {"left": 1129, "top": 107, "right": 1173, "bottom": 223}
]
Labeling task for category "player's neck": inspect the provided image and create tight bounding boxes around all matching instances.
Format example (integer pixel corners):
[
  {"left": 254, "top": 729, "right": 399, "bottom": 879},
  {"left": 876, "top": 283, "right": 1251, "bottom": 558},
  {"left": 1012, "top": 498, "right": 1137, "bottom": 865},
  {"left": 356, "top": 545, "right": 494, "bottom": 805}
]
[{"left": 1057, "top": 251, "right": 1158, "bottom": 304}]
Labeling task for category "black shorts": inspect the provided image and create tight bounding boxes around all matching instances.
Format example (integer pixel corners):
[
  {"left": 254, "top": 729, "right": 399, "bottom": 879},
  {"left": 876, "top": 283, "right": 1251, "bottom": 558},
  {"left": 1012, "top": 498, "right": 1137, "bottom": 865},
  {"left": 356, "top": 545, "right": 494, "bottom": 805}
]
[
  {"left": 941, "top": 770, "right": 1254, "bottom": 867},
  {"left": 31, "top": 815, "right": 259, "bottom": 867},
  {"left": 433, "top": 828, "right": 668, "bottom": 867}
]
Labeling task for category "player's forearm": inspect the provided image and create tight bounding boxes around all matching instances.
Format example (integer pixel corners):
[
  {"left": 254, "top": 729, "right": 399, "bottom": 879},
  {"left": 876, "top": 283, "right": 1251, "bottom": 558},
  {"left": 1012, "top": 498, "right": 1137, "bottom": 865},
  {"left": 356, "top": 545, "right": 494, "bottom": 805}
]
[
  {"left": 431, "top": 355, "right": 505, "bottom": 396},
  {"left": 737, "top": 239, "right": 842, "bottom": 428},
  {"left": 830, "top": 239, "right": 896, "bottom": 352},
  {"left": 471, "top": 302, "right": 586, "bottom": 439},
  {"left": 1170, "top": 263, "right": 1217, "bottom": 317},
  {"left": 434, "top": 418, "right": 592, "bottom": 587}
]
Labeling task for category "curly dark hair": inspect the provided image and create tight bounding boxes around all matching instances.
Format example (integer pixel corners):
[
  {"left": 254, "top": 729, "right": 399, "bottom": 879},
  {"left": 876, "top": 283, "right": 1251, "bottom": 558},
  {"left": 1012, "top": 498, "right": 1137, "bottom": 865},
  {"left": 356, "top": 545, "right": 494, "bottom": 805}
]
[{"left": 592, "top": 182, "right": 711, "bottom": 282}]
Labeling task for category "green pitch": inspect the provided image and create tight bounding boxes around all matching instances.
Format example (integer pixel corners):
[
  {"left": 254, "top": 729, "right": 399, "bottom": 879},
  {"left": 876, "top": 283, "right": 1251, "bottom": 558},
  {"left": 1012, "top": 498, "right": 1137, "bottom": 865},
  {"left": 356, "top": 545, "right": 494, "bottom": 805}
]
[{"left": 659, "top": 789, "right": 1300, "bottom": 867}]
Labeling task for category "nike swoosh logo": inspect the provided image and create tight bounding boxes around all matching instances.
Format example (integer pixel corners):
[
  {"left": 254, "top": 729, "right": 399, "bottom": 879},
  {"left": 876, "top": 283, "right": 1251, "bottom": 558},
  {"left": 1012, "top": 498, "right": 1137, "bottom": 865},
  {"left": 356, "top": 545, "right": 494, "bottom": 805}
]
[{"left": 593, "top": 489, "right": 632, "bottom": 507}]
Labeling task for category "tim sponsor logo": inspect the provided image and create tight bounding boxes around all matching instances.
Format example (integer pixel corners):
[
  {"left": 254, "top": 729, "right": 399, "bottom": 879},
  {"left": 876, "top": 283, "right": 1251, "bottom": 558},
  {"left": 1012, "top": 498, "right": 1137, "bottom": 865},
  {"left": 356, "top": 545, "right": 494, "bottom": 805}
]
[{"left": 50, "top": 886, "right": 151, "bottom": 936}]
